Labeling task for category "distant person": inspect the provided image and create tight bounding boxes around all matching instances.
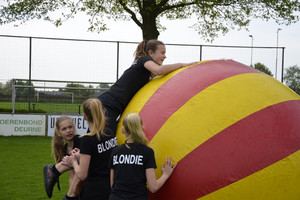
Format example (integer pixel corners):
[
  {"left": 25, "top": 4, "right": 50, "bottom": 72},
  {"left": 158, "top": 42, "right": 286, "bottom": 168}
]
[
  {"left": 43, "top": 116, "right": 81, "bottom": 198},
  {"left": 61, "top": 98, "right": 117, "bottom": 200},
  {"left": 109, "top": 113, "right": 176, "bottom": 200}
]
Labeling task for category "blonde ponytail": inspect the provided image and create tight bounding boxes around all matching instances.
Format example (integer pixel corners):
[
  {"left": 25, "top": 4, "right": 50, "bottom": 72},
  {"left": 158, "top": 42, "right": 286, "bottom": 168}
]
[
  {"left": 123, "top": 113, "right": 148, "bottom": 145},
  {"left": 83, "top": 98, "right": 106, "bottom": 139}
]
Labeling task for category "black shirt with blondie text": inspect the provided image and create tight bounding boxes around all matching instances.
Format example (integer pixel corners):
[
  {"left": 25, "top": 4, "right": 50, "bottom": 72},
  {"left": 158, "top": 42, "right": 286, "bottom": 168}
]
[{"left": 109, "top": 143, "right": 157, "bottom": 200}]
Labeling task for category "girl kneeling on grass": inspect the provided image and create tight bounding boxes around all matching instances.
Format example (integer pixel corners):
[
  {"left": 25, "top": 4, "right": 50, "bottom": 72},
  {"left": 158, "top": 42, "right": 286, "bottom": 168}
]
[
  {"left": 43, "top": 116, "right": 81, "bottom": 198},
  {"left": 109, "top": 113, "right": 176, "bottom": 200}
]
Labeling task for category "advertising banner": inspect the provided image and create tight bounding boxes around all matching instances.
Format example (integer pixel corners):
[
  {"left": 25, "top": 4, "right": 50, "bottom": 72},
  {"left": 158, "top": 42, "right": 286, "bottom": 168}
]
[
  {"left": 47, "top": 115, "right": 88, "bottom": 137},
  {"left": 0, "top": 114, "right": 46, "bottom": 136}
]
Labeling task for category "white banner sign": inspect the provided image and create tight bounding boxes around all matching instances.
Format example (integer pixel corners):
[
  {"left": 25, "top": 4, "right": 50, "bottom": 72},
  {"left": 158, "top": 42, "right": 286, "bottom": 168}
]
[
  {"left": 47, "top": 115, "right": 88, "bottom": 137},
  {"left": 0, "top": 114, "right": 46, "bottom": 136}
]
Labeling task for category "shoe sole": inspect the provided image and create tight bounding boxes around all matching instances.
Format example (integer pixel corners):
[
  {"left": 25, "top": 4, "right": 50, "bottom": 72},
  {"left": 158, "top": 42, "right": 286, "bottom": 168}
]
[{"left": 43, "top": 165, "right": 52, "bottom": 198}]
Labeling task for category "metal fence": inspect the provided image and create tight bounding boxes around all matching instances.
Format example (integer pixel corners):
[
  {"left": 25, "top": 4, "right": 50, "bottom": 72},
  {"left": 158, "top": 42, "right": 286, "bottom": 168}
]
[{"left": 0, "top": 35, "right": 285, "bottom": 113}]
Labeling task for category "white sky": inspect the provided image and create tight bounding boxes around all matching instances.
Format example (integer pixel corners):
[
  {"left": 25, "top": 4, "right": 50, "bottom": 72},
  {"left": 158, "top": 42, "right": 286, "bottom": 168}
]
[{"left": 0, "top": 9, "right": 299, "bottom": 84}]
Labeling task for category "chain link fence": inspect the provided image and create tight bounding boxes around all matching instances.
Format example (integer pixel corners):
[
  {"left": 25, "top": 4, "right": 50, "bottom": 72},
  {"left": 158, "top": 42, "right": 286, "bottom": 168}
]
[{"left": 0, "top": 35, "right": 285, "bottom": 114}]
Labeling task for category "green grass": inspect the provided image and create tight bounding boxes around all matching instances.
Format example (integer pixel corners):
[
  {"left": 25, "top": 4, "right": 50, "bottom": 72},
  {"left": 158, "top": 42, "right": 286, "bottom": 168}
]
[
  {"left": 0, "top": 136, "right": 69, "bottom": 200},
  {"left": 0, "top": 102, "right": 83, "bottom": 114}
]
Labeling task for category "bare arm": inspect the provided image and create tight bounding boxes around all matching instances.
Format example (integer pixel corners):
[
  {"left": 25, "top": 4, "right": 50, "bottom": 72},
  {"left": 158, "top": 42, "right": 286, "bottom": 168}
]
[
  {"left": 62, "top": 151, "right": 87, "bottom": 197},
  {"left": 69, "top": 148, "right": 80, "bottom": 161},
  {"left": 62, "top": 153, "right": 91, "bottom": 182},
  {"left": 67, "top": 174, "right": 85, "bottom": 197},
  {"left": 72, "top": 154, "right": 90, "bottom": 181},
  {"left": 68, "top": 169, "right": 75, "bottom": 188},
  {"left": 144, "top": 60, "right": 198, "bottom": 76},
  {"left": 55, "top": 162, "right": 72, "bottom": 174},
  {"left": 146, "top": 156, "right": 177, "bottom": 193},
  {"left": 110, "top": 169, "right": 114, "bottom": 188}
]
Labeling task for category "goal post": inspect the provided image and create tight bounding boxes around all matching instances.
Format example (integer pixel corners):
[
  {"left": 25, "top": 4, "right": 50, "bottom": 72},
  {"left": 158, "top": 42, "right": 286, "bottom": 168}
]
[{"left": 11, "top": 79, "right": 112, "bottom": 114}]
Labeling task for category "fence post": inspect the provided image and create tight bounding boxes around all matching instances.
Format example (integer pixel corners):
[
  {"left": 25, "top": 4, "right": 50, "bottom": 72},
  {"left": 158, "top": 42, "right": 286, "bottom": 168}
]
[
  {"left": 199, "top": 45, "right": 202, "bottom": 61},
  {"left": 28, "top": 37, "right": 32, "bottom": 112},
  {"left": 281, "top": 47, "right": 285, "bottom": 83},
  {"left": 116, "top": 41, "right": 120, "bottom": 81},
  {"left": 12, "top": 79, "right": 15, "bottom": 114}
]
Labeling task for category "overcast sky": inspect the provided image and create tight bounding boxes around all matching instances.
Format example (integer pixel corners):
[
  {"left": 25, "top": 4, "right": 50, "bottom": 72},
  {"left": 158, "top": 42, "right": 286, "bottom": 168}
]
[{"left": 0, "top": 8, "right": 299, "bottom": 83}]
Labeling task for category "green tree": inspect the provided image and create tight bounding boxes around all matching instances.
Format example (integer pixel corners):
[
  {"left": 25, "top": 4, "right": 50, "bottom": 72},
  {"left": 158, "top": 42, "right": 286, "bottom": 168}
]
[
  {"left": 283, "top": 65, "right": 300, "bottom": 95},
  {"left": 61, "top": 83, "right": 85, "bottom": 96},
  {"left": 1, "top": 80, "right": 36, "bottom": 96},
  {"left": 85, "top": 84, "right": 97, "bottom": 96},
  {"left": 98, "top": 83, "right": 111, "bottom": 89},
  {"left": 61, "top": 83, "right": 96, "bottom": 96},
  {"left": 0, "top": 1, "right": 299, "bottom": 41},
  {"left": 252, "top": 62, "right": 273, "bottom": 76},
  {"left": 15, "top": 80, "right": 36, "bottom": 97},
  {"left": 2, "top": 79, "right": 13, "bottom": 95},
  {"left": 0, "top": 82, "right": 3, "bottom": 94}
]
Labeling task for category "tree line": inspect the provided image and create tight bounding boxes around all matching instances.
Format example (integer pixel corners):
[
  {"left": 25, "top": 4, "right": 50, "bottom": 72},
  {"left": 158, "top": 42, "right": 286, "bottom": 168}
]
[
  {"left": 1, "top": 64, "right": 300, "bottom": 96},
  {"left": 0, "top": 81, "right": 111, "bottom": 97}
]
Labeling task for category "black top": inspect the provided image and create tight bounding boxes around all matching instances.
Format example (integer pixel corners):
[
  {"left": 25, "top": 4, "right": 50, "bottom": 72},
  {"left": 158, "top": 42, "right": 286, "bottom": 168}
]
[
  {"left": 109, "top": 143, "right": 157, "bottom": 200},
  {"left": 64, "top": 134, "right": 81, "bottom": 156},
  {"left": 107, "top": 56, "right": 153, "bottom": 110},
  {"left": 80, "top": 134, "right": 118, "bottom": 178}
]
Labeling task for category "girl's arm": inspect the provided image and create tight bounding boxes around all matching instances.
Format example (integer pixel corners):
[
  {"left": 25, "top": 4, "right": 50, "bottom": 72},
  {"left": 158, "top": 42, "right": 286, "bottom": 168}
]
[
  {"left": 144, "top": 61, "right": 197, "bottom": 76},
  {"left": 110, "top": 169, "right": 114, "bottom": 188},
  {"left": 62, "top": 154, "right": 91, "bottom": 182},
  {"left": 73, "top": 151, "right": 80, "bottom": 162},
  {"left": 69, "top": 148, "right": 80, "bottom": 156},
  {"left": 146, "top": 156, "right": 177, "bottom": 193},
  {"left": 68, "top": 169, "right": 75, "bottom": 187},
  {"left": 72, "top": 154, "right": 90, "bottom": 181}
]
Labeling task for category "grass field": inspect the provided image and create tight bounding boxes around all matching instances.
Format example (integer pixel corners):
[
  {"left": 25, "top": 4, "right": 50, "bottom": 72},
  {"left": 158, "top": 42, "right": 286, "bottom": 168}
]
[
  {"left": 0, "top": 102, "right": 83, "bottom": 114},
  {"left": 0, "top": 136, "right": 69, "bottom": 200}
]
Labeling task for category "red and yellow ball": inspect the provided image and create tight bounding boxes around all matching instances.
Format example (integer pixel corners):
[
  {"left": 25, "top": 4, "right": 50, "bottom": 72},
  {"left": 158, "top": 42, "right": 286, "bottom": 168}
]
[{"left": 116, "top": 60, "right": 300, "bottom": 200}]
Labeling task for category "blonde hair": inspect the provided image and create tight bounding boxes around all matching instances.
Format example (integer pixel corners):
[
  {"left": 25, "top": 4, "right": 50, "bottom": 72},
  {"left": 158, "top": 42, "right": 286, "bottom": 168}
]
[
  {"left": 52, "top": 116, "right": 75, "bottom": 163},
  {"left": 134, "top": 40, "right": 165, "bottom": 60},
  {"left": 123, "top": 113, "right": 148, "bottom": 146},
  {"left": 82, "top": 98, "right": 106, "bottom": 139}
]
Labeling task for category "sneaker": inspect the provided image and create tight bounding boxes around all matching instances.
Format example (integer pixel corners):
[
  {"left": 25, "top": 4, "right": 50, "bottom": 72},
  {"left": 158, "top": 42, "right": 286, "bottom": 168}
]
[{"left": 43, "top": 164, "right": 60, "bottom": 198}]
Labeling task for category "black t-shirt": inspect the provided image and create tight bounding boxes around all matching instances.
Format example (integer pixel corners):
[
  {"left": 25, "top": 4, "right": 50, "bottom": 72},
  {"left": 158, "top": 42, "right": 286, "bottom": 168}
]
[
  {"left": 64, "top": 134, "right": 81, "bottom": 156},
  {"left": 80, "top": 134, "right": 118, "bottom": 178},
  {"left": 109, "top": 143, "right": 157, "bottom": 200},
  {"left": 107, "top": 56, "right": 153, "bottom": 109}
]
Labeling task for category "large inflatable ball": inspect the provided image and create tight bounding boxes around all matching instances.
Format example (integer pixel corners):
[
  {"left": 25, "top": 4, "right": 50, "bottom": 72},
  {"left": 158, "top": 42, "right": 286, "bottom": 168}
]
[{"left": 116, "top": 60, "right": 300, "bottom": 200}]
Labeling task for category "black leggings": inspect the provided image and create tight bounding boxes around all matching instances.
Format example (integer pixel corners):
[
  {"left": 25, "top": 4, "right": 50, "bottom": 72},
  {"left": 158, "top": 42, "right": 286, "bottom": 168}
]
[{"left": 97, "top": 92, "right": 124, "bottom": 136}]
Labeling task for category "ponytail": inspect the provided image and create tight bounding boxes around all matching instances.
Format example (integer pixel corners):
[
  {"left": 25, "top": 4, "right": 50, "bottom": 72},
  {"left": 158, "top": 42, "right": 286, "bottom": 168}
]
[
  {"left": 123, "top": 113, "right": 148, "bottom": 146},
  {"left": 83, "top": 98, "right": 106, "bottom": 139},
  {"left": 134, "top": 39, "right": 165, "bottom": 60},
  {"left": 134, "top": 40, "right": 147, "bottom": 60}
]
